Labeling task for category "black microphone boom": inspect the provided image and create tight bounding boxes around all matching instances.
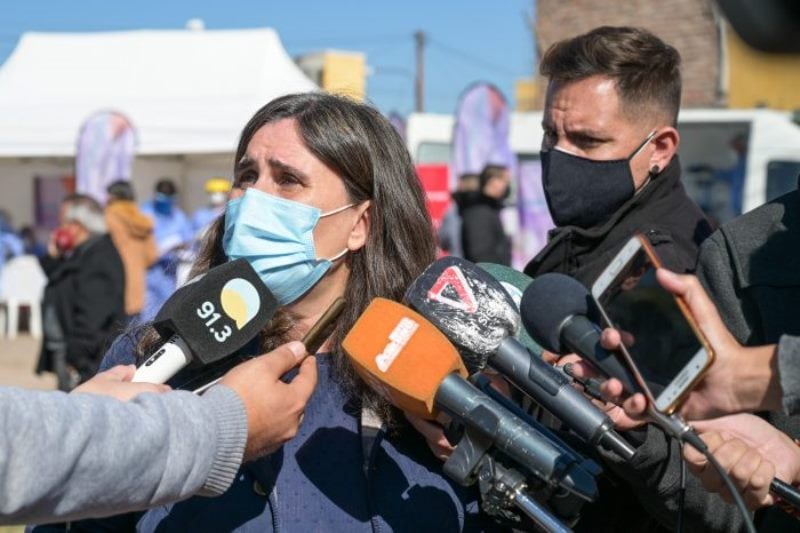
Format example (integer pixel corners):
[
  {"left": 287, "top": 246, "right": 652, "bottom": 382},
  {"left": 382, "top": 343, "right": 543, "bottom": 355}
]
[{"left": 436, "top": 373, "right": 598, "bottom": 502}]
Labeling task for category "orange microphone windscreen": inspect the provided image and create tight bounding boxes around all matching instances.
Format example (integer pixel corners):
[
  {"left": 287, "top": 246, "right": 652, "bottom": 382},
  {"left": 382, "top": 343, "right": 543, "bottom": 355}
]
[{"left": 342, "top": 298, "right": 469, "bottom": 419}]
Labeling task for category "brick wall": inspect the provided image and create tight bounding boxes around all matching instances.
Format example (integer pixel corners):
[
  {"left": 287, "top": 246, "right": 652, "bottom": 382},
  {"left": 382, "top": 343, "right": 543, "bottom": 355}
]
[{"left": 534, "top": 0, "right": 723, "bottom": 108}]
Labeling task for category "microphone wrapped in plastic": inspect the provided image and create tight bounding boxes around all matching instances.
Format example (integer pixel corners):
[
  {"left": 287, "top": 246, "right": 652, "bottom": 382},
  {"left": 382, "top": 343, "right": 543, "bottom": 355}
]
[
  {"left": 404, "top": 257, "right": 634, "bottom": 461},
  {"left": 342, "top": 298, "right": 597, "bottom": 531}
]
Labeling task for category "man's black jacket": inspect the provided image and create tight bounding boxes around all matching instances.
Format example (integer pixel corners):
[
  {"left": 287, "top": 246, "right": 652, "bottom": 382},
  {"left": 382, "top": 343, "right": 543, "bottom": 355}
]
[{"left": 37, "top": 234, "right": 125, "bottom": 378}]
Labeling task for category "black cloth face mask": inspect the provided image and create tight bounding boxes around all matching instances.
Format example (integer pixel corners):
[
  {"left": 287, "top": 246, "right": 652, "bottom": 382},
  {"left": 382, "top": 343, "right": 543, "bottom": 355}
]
[{"left": 541, "top": 131, "right": 656, "bottom": 228}]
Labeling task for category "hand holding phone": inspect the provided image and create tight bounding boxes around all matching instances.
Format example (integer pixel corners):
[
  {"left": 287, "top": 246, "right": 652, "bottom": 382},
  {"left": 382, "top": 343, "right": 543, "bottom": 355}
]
[{"left": 592, "top": 234, "right": 715, "bottom": 414}]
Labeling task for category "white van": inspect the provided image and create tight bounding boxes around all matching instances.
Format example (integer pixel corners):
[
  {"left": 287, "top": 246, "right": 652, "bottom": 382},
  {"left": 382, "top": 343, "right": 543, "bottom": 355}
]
[{"left": 407, "top": 108, "right": 800, "bottom": 224}]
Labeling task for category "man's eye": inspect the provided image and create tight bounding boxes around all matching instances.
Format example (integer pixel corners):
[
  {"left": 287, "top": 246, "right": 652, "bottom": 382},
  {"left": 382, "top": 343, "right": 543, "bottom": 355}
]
[{"left": 575, "top": 137, "right": 601, "bottom": 148}]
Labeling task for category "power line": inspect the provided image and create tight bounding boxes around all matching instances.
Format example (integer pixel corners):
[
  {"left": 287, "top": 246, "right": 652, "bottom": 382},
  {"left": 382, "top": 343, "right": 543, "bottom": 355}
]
[
  {"left": 427, "top": 37, "right": 520, "bottom": 78},
  {"left": 371, "top": 66, "right": 414, "bottom": 78},
  {"left": 283, "top": 33, "right": 409, "bottom": 48}
]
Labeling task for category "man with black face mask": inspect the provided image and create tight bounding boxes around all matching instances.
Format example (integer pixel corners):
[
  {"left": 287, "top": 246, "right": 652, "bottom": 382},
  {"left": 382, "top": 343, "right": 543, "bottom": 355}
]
[
  {"left": 524, "top": 26, "right": 712, "bottom": 288},
  {"left": 519, "top": 27, "right": 746, "bottom": 533}
]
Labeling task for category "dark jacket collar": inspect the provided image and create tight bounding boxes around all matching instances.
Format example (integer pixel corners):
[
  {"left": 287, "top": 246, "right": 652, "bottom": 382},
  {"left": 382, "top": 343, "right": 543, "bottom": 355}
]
[{"left": 453, "top": 190, "right": 504, "bottom": 213}]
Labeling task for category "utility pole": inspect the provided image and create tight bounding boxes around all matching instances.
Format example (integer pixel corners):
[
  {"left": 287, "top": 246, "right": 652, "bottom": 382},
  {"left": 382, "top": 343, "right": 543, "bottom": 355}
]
[{"left": 414, "top": 30, "right": 426, "bottom": 112}]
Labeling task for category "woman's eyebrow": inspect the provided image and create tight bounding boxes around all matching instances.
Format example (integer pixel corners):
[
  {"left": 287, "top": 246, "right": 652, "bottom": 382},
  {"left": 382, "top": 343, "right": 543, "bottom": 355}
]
[
  {"left": 267, "top": 157, "right": 310, "bottom": 182},
  {"left": 235, "top": 155, "right": 255, "bottom": 172}
]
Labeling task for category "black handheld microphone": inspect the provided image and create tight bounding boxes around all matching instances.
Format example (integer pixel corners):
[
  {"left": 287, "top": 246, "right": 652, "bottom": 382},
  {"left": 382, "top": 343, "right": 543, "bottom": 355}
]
[
  {"left": 520, "top": 272, "right": 642, "bottom": 396},
  {"left": 133, "top": 259, "right": 278, "bottom": 383},
  {"left": 405, "top": 257, "right": 634, "bottom": 460}
]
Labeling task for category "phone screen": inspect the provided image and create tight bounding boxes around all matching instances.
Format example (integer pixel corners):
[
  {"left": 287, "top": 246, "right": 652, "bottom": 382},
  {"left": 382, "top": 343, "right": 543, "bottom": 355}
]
[{"left": 595, "top": 248, "right": 704, "bottom": 392}]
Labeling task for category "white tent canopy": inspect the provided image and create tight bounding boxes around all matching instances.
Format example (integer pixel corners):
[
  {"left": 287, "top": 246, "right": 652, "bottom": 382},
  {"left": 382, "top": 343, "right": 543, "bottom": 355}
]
[{"left": 0, "top": 27, "right": 318, "bottom": 157}]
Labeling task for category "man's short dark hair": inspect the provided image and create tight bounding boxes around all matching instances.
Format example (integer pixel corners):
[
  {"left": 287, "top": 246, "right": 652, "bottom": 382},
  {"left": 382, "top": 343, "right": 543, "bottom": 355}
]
[
  {"left": 540, "top": 26, "right": 682, "bottom": 126},
  {"left": 106, "top": 180, "right": 135, "bottom": 201},
  {"left": 479, "top": 164, "right": 507, "bottom": 190},
  {"left": 155, "top": 178, "right": 177, "bottom": 196}
]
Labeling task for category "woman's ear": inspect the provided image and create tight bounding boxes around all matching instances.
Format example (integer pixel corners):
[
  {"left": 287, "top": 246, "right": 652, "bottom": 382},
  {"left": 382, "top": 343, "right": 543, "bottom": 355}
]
[{"left": 347, "top": 201, "right": 371, "bottom": 251}]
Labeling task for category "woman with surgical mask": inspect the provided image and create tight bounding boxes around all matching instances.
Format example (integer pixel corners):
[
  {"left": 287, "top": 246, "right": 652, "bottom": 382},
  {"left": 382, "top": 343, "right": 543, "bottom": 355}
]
[
  {"left": 140, "top": 178, "right": 193, "bottom": 318},
  {"left": 63, "top": 94, "right": 488, "bottom": 533}
]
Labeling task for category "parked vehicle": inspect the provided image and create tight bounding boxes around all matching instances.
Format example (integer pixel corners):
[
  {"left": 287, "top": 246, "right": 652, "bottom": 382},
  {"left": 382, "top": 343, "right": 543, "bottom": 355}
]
[{"left": 407, "top": 108, "right": 800, "bottom": 225}]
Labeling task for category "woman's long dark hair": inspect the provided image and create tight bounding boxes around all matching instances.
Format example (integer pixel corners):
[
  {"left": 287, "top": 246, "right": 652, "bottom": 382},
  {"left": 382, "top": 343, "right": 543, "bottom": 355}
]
[{"left": 134, "top": 93, "right": 436, "bottom": 424}]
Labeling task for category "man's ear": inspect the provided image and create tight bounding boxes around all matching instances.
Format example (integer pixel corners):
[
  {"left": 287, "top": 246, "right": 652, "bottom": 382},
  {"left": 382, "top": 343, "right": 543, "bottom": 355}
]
[
  {"left": 650, "top": 127, "right": 679, "bottom": 173},
  {"left": 347, "top": 201, "right": 371, "bottom": 252}
]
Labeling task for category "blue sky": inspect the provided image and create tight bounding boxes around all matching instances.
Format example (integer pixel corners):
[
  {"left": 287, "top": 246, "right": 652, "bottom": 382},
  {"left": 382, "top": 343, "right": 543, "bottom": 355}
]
[{"left": 0, "top": 0, "right": 535, "bottom": 115}]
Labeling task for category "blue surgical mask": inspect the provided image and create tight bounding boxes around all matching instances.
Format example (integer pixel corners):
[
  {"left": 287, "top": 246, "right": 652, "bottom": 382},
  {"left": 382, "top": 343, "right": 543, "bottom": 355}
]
[
  {"left": 154, "top": 193, "right": 175, "bottom": 216},
  {"left": 222, "top": 188, "right": 354, "bottom": 305}
]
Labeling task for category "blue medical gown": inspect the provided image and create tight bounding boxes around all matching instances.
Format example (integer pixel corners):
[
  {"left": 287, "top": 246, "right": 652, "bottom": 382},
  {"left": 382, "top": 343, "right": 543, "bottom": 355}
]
[{"left": 140, "top": 202, "right": 192, "bottom": 319}]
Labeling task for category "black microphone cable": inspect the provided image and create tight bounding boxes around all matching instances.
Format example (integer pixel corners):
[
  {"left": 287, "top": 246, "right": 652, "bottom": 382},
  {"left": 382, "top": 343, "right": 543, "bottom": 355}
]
[
  {"left": 650, "top": 410, "right": 757, "bottom": 533},
  {"left": 561, "top": 363, "right": 695, "bottom": 532},
  {"left": 677, "top": 441, "right": 686, "bottom": 533}
]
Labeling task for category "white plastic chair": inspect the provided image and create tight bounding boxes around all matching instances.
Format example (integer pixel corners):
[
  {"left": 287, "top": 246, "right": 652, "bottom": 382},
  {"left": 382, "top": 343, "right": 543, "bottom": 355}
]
[{"left": 0, "top": 255, "right": 47, "bottom": 339}]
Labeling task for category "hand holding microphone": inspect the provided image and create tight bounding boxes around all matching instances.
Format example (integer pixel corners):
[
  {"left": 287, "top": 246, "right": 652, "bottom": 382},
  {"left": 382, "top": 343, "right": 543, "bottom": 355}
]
[
  {"left": 523, "top": 270, "right": 800, "bottom": 520},
  {"left": 73, "top": 366, "right": 171, "bottom": 401},
  {"left": 132, "top": 259, "right": 279, "bottom": 384},
  {"left": 683, "top": 413, "right": 800, "bottom": 511},
  {"left": 219, "top": 341, "right": 317, "bottom": 460}
]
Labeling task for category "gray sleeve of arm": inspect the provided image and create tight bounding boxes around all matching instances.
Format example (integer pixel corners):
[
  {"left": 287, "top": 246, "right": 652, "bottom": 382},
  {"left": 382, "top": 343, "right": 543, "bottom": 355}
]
[
  {"left": 695, "top": 233, "right": 752, "bottom": 343},
  {"left": 597, "top": 424, "right": 751, "bottom": 532},
  {"left": 0, "top": 384, "right": 247, "bottom": 525},
  {"left": 777, "top": 335, "right": 800, "bottom": 415}
]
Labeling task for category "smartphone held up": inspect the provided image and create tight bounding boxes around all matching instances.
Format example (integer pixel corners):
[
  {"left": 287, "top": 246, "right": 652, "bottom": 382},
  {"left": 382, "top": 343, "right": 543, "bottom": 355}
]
[{"left": 591, "top": 234, "right": 715, "bottom": 414}]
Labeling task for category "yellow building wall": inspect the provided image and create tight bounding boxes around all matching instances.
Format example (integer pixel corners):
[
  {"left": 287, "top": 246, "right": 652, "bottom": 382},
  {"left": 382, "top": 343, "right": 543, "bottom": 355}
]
[
  {"left": 515, "top": 78, "right": 539, "bottom": 111},
  {"left": 727, "top": 26, "right": 800, "bottom": 110},
  {"left": 322, "top": 52, "right": 366, "bottom": 101}
]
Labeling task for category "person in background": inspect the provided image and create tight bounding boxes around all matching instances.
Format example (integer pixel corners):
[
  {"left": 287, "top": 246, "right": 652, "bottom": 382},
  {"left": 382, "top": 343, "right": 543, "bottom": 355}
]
[
  {"left": 36, "top": 194, "right": 125, "bottom": 390},
  {"left": 20, "top": 225, "right": 47, "bottom": 258},
  {"left": 105, "top": 180, "right": 159, "bottom": 320},
  {"left": 460, "top": 164, "right": 512, "bottom": 265},
  {"left": 438, "top": 172, "right": 479, "bottom": 257},
  {"left": 191, "top": 177, "right": 230, "bottom": 241},
  {"left": 713, "top": 133, "right": 748, "bottom": 218},
  {"left": 0, "top": 209, "right": 24, "bottom": 281},
  {"left": 140, "top": 178, "right": 192, "bottom": 318}
]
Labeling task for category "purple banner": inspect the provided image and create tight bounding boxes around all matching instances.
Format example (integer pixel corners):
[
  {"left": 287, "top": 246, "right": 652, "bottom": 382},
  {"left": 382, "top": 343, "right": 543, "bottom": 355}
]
[
  {"left": 388, "top": 111, "right": 406, "bottom": 141},
  {"left": 514, "top": 159, "right": 554, "bottom": 267},
  {"left": 451, "top": 82, "right": 517, "bottom": 185},
  {"left": 75, "top": 110, "right": 137, "bottom": 205}
]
